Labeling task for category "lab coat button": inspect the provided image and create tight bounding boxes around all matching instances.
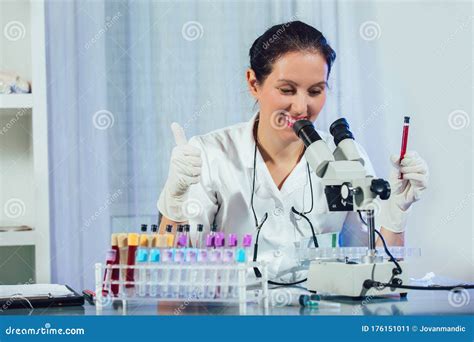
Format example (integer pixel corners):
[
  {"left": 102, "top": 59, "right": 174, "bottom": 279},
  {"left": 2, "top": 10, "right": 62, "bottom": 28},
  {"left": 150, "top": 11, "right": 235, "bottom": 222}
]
[
  {"left": 274, "top": 249, "right": 282, "bottom": 257},
  {"left": 273, "top": 207, "right": 283, "bottom": 216}
]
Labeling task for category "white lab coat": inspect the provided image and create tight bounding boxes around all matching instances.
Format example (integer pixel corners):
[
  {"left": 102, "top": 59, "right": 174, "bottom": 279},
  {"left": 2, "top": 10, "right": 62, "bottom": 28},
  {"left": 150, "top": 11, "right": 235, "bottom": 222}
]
[{"left": 187, "top": 113, "right": 377, "bottom": 282}]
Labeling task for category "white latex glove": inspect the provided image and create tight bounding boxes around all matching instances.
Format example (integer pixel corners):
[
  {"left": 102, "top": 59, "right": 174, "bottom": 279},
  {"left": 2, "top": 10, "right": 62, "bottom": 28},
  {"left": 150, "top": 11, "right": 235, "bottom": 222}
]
[
  {"left": 157, "top": 123, "right": 202, "bottom": 222},
  {"left": 378, "top": 151, "right": 429, "bottom": 233}
]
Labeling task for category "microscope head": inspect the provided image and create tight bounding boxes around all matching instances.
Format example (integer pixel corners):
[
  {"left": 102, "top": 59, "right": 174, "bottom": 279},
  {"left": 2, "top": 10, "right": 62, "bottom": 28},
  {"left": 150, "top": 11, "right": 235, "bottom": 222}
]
[
  {"left": 330, "top": 118, "right": 365, "bottom": 165},
  {"left": 292, "top": 120, "right": 334, "bottom": 177},
  {"left": 293, "top": 118, "right": 390, "bottom": 212}
]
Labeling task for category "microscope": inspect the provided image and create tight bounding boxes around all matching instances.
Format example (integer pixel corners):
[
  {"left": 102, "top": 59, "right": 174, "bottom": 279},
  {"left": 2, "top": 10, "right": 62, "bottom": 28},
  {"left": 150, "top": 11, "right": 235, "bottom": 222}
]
[{"left": 293, "top": 118, "right": 409, "bottom": 298}]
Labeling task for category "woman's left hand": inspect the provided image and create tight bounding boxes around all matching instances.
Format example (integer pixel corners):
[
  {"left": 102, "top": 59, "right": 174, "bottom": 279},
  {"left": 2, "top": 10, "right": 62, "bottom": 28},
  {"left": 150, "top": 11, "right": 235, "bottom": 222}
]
[{"left": 378, "top": 151, "right": 429, "bottom": 233}]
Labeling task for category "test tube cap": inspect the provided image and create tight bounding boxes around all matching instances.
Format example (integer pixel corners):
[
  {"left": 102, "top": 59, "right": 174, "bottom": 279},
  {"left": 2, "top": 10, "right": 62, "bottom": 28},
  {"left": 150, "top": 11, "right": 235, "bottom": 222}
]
[
  {"left": 243, "top": 234, "right": 252, "bottom": 247},
  {"left": 162, "top": 249, "right": 173, "bottom": 262},
  {"left": 205, "top": 234, "right": 215, "bottom": 248},
  {"left": 117, "top": 233, "right": 128, "bottom": 248},
  {"left": 177, "top": 224, "right": 184, "bottom": 232},
  {"left": 184, "top": 224, "right": 190, "bottom": 232},
  {"left": 299, "top": 294, "right": 310, "bottom": 307},
  {"left": 150, "top": 249, "right": 160, "bottom": 262},
  {"left": 223, "top": 250, "right": 234, "bottom": 263},
  {"left": 186, "top": 249, "right": 197, "bottom": 263},
  {"left": 236, "top": 249, "right": 246, "bottom": 263},
  {"left": 211, "top": 223, "right": 217, "bottom": 232},
  {"left": 166, "top": 234, "right": 175, "bottom": 247},
  {"left": 177, "top": 234, "right": 187, "bottom": 247},
  {"left": 139, "top": 234, "right": 148, "bottom": 247},
  {"left": 106, "top": 249, "right": 117, "bottom": 262},
  {"left": 140, "top": 224, "right": 148, "bottom": 232},
  {"left": 211, "top": 250, "right": 222, "bottom": 262},
  {"left": 197, "top": 224, "right": 204, "bottom": 232},
  {"left": 110, "top": 233, "right": 119, "bottom": 246},
  {"left": 214, "top": 232, "right": 225, "bottom": 247},
  {"left": 127, "top": 233, "right": 139, "bottom": 246},
  {"left": 136, "top": 248, "right": 149, "bottom": 263},
  {"left": 174, "top": 249, "right": 185, "bottom": 262},
  {"left": 197, "top": 249, "right": 208, "bottom": 262},
  {"left": 228, "top": 233, "right": 238, "bottom": 247},
  {"left": 151, "top": 224, "right": 158, "bottom": 232},
  {"left": 166, "top": 224, "right": 173, "bottom": 233}
]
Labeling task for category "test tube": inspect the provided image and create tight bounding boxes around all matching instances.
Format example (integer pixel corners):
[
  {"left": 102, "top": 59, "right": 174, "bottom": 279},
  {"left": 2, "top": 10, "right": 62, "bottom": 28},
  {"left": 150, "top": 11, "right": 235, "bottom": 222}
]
[
  {"left": 204, "top": 233, "right": 217, "bottom": 298},
  {"left": 205, "top": 232, "right": 215, "bottom": 250},
  {"left": 102, "top": 249, "right": 117, "bottom": 296},
  {"left": 149, "top": 248, "right": 161, "bottom": 297},
  {"left": 174, "top": 224, "right": 184, "bottom": 247},
  {"left": 210, "top": 223, "right": 217, "bottom": 238},
  {"left": 195, "top": 224, "right": 204, "bottom": 248},
  {"left": 126, "top": 233, "right": 139, "bottom": 290},
  {"left": 172, "top": 248, "right": 185, "bottom": 298},
  {"left": 237, "top": 234, "right": 252, "bottom": 262},
  {"left": 160, "top": 248, "right": 173, "bottom": 298},
  {"left": 222, "top": 233, "right": 238, "bottom": 298},
  {"left": 185, "top": 249, "right": 198, "bottom": 298},
  {"left": 184, "top": 224, "right": 191, "bottom": 247},
  {"left": 177, "top": 234, "right": 187, "bottom": 249},
  {"left": 150, "top": 224, "right": 158, "bottom": 248},
  {"left": 196, "top": 248, "right": 208, "bottom": 298},
  {"left": 166, "top": 225, "right": 174, "bottom": 247},
  {"left": 140, "top": 224, "right": 148, "bottom": 248},
  {"left": 135, "top": 247, "right": 149, "bottom": 297},
  {"left": 159, "top": 224, "right": 174, "bottom": 248},
  {"left": 110, "top": 234, "right": 120, "bottom": 296},
  {"left": 117, "top": 234, "right": 128, "bottom": 295},
  {"left": 208, "top": 232, "right": 224, "bottom": 299}
]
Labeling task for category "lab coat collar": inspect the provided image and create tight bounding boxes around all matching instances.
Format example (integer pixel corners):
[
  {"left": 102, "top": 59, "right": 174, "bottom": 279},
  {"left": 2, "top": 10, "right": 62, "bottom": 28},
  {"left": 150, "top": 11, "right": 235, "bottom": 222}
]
[{"left": 242, "top": 112, "right": 259, "bottom": 169}]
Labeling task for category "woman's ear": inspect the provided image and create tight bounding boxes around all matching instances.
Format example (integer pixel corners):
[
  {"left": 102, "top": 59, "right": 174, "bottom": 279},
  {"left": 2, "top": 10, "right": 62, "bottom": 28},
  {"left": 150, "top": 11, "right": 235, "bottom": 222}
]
[{"left": 246, "top": 68, "right": 259, "bottom": 99}]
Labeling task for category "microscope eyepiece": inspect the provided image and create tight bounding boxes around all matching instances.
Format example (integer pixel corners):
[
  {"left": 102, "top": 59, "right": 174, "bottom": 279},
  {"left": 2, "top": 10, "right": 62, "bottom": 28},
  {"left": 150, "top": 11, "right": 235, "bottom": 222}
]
[
  {"left": 329, "top": 118, "right": 354, "bottom": 146},
  {"left": 292, "top": 119, "right": 323, "bottom": 147}
]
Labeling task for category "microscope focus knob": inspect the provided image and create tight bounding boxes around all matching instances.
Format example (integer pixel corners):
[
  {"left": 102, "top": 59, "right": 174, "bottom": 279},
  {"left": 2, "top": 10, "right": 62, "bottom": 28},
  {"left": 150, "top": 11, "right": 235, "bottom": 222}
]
[
  {"left": 370, "top": 179, "right": 391, "bottom": 200},
  {"left": 341, "top": 182, "right": 353, "bottom": 200}
]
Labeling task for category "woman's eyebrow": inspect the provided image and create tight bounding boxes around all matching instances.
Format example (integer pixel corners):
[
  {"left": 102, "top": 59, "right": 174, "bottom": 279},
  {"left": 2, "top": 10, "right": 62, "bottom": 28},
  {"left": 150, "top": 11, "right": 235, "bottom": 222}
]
[
  {"left": 276, "top": 79, "right": 298, "bottom": 85},
  {"left": 276, "top": 79, "right": 327, "bottom": 87},
  {"left": 310, "top": 81, "right": 328, "bottom": 87}
]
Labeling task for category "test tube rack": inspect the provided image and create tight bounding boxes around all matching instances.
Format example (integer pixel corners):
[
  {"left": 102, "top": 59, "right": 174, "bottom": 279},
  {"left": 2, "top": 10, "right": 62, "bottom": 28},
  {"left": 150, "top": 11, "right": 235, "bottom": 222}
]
[
  {"left": 295, "top": 245, "right": 421, "bottom": 265},
  {"left": 95, "top": 262, "right": 269, "bottom": 314}
]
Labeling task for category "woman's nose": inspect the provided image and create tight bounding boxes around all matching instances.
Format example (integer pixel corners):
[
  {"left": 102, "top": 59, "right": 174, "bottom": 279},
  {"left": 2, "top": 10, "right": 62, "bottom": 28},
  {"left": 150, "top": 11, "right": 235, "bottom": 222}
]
[{"left": 291, "top": 94, "right": 308, "bottom": 116}]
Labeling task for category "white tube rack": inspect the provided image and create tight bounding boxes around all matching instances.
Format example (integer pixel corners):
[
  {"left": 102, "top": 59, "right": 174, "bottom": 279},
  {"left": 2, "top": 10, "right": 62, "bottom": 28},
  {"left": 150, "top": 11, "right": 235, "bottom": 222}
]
[
  {"left": 95, "top": 262, "right": 269, "bottom": 314},
  {"left": 295, "top": 245, "right": 421, "bottom": 266}
]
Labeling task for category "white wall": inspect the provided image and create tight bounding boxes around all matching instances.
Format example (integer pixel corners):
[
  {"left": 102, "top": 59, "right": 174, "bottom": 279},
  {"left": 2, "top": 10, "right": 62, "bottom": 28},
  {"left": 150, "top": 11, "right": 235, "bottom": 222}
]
[
  {"left": 0, "top": 0, "right": 31, "bottom": 80},
  {"left": 370, "top": 1, "right": 473, "bottom": 282}
]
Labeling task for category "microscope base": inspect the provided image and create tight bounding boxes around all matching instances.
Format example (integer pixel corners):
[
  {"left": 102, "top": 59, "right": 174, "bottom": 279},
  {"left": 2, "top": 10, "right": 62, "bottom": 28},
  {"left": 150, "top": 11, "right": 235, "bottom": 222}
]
[{"left": 307, "top": 260, "right": 409, "bottom": 297}]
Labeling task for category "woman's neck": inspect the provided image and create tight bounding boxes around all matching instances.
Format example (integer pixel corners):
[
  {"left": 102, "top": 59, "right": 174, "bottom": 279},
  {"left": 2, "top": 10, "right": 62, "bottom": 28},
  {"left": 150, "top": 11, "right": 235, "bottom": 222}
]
[{"left": 256, "top": 119, "right": 304, "bottom": 165}]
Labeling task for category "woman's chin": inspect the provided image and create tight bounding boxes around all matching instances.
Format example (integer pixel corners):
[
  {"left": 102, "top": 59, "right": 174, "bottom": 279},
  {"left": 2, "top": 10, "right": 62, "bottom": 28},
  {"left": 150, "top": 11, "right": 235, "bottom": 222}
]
[{"left": 277, "top": 126, "right": 301, "bottom": 142}]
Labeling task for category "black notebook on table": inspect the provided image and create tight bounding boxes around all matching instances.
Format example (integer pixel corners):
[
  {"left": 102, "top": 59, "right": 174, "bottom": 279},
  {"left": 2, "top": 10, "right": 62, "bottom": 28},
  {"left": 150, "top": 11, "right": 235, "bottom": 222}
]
[{"left": 0, "top": 284, "right": 84, "bottom": 309}]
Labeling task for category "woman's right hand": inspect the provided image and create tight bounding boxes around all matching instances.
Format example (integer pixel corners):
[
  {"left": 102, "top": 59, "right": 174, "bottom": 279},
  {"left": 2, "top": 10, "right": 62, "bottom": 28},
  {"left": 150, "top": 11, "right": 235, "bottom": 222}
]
[{"left": 157, "top": 123, "right": 202, "bottom": 222}]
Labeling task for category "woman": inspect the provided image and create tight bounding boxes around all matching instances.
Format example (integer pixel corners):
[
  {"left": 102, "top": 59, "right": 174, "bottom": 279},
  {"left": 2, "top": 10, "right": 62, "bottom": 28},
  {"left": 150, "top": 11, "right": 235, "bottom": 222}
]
[{"left": 158, "top": 21, "right": 429, "bottom": 283}]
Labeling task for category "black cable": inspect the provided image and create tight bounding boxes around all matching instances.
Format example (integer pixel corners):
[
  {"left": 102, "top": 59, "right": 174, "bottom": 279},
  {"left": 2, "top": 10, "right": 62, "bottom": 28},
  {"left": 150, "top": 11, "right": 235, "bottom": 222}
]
[
  {"left": 252, "top": 211, "right": 307, "bottom": 286},
  {"left": 269, "top": 278, "right": 307, "bottom": 286},
  {"left": 374, "top": 228, "right": 402, "bottom": 275},
  {"left": 250, "top": 141, "right": 261, "bottom": 228},
  {"left": 250, "top": 123, "right": 313, "bottom": 286},
  {"left": 357, "top": 211, "right": 401, "bottom": 275},
  {"left": 292, "top": 207, "right": 318, "bottom": 248},
  {"left": 364, "top": 280, "right": 474, "bottom": 291},
  {"left": 291, "top": 163, "right": 319, "bottom": 248},
  {"left": 357, "top": 212, "right": 474, "bottom": 291}
]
